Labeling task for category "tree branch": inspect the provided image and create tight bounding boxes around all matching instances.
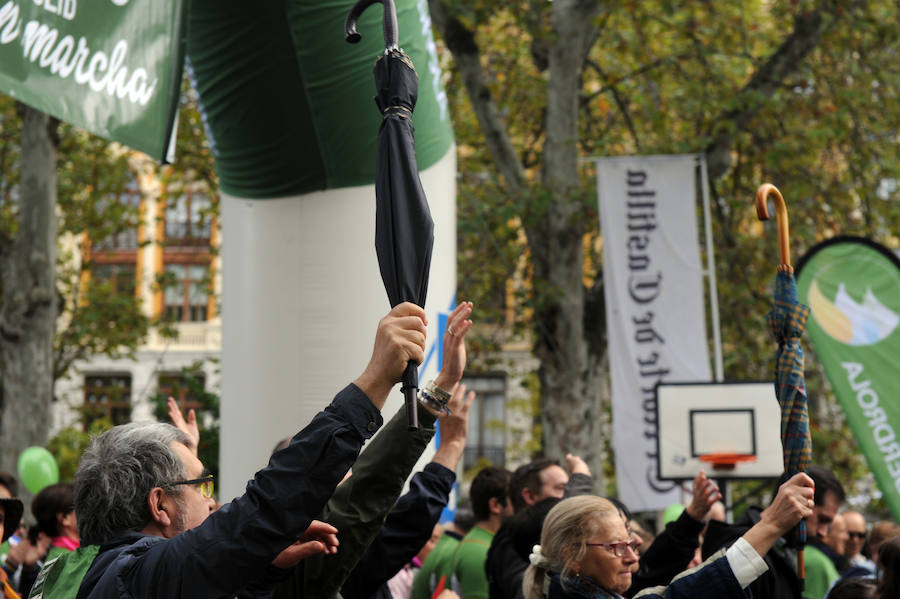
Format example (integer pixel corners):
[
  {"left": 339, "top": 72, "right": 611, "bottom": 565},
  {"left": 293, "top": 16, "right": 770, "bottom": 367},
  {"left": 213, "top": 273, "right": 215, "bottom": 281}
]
[
  {"left": 428, "top": 0, "right": 527, "bottom": 192},
  {"left": 585, "top": 59, "right": 641, "bottom": 153},
  {"left": 705, "top": 2, "right": 840, "bottom": 179}
]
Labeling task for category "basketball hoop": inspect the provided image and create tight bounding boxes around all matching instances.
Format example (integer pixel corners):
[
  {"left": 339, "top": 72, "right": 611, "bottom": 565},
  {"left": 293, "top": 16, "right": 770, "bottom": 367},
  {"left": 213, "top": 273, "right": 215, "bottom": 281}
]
[{"left": 699, "top": 453, "right": 757, "bottom": 471}]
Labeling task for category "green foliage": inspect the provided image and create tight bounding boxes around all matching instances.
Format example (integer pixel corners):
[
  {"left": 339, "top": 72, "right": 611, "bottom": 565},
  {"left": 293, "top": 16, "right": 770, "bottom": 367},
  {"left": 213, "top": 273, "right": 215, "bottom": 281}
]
[
  {"left": 441, "top": 0, "right": 900, "bottom": 497},
  {"left": 150, "top": 362, "right": 221, "bottom": 479},
  {"left": 47, "top": 418, "right": 113, "bottom": 483}
]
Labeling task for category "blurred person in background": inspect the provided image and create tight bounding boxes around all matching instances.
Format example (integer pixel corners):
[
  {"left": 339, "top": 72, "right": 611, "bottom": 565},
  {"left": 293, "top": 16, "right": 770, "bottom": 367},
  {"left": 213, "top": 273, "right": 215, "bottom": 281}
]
[
  {"left": 841, "top": 511, "right": 873, "bottom": 574},
  {"left": 873, "top": 535, "right": 899, "bottom": 599},
  {"left": 31, "top": 483, "right": 79, "bottom": 561}
]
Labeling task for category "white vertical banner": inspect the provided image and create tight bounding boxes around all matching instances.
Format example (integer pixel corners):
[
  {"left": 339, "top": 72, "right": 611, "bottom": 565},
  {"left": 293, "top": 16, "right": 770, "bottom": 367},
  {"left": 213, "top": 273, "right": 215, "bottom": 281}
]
[{"left": 595, "top": 155, "right": 712, "bottom": 511}]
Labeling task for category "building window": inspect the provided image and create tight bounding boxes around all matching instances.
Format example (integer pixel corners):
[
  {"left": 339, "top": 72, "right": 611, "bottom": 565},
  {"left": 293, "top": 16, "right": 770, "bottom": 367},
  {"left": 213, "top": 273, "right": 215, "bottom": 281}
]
[
  {"left": 157, "top": 371, "right": 206, "bottom": 415},
  {"left": 460, "top": 374, "right": 506, "bottom": 469},
  {"left": 165, "top": 192, "right": 211, "bottom": 246},
  {"left": 83, "top": 374, "right": 132, "bottom": 430},
  {"left": 92, "top": 181, "right": 141, "bottom": 251},
  {"left": 164, "top": 264, "right": 209, "bottom": 322},
  {"left": 93, "top": 263, "right": 137, "bottom": 296}
]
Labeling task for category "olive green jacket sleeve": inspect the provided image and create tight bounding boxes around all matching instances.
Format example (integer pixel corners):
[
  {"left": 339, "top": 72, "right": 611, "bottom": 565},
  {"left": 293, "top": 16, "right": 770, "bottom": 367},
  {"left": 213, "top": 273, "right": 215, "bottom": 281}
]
[{"left": 275, "top": 403, "right": 438, "bottom": 599}]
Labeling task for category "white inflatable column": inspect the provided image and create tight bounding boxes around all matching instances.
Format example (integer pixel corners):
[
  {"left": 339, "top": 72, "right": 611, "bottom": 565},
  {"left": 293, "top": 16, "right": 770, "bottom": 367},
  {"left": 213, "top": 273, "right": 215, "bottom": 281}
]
[{"left": 219, "top": 149, "right": 456, "bottom": 500}]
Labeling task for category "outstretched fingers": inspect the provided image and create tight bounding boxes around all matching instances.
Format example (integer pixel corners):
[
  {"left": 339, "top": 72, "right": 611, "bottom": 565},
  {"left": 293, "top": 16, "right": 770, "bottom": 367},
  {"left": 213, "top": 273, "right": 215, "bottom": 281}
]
[{"left": 167, "top": 396, "right": 199, "bottom": 453}]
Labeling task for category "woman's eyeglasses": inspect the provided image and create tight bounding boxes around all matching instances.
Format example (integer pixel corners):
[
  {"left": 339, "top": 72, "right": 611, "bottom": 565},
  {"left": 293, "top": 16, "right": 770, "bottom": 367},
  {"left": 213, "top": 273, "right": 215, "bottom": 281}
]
[{"left": 585, "top": 539, "right": 640, "bottom": 557}]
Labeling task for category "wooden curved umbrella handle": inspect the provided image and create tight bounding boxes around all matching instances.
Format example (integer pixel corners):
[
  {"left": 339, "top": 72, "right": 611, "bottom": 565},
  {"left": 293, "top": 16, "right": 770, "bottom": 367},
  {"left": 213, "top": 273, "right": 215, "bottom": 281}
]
[{"left": 756, "top": 183, "right": 791, "bottom": 271}]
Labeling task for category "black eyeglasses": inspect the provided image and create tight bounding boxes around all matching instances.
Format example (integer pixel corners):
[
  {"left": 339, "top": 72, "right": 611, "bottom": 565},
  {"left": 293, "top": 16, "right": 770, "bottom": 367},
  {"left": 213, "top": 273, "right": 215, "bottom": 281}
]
[
  {"left": 848, "top": 531, "right": 866, "bottom": 540},
  {"left": 167, "top": 474, "right": 215, "bottom": 499},
  {"left": 585, "top": 539, "right": 640, "bottom": 557}
]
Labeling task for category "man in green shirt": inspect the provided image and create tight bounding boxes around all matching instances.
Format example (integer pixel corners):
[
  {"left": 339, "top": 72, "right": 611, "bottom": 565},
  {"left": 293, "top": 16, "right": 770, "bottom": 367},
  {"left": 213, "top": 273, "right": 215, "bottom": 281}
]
[
  {"left": 803, "top": 542, "right": 839, "bottom": 599},
  {"left": 801, "top": 465, "right": 845, "bottom": 599},
  {"left": 411, "top": 507, "right": 474, "bottom": 599},
  {"left": 441, "top": 467, "right": 512, "bottom": 599}
]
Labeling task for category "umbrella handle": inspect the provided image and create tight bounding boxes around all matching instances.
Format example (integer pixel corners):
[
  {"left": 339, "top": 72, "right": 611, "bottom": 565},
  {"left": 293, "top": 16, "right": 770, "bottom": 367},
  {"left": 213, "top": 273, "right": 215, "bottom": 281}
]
[
  {"left": 401, "top": 361, "right": 419, "bottom": 431},
  {"left": 344, "top": 0, "right": 399, "bottom": 51},
  {"left": 755, "top": 183, "right": 791, "bottom": 271}
]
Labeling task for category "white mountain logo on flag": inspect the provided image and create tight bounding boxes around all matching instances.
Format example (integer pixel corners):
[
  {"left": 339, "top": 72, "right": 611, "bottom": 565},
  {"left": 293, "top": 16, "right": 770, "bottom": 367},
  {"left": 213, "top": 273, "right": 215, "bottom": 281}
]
[{"left": 808, "top": 280, "right": 899, "bottom": 346}]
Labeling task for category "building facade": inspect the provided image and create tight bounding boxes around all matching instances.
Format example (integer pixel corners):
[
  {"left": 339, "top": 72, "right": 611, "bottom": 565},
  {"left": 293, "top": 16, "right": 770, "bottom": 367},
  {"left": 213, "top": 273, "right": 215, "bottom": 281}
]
[{"left": 52, "top": 157, "right": 221, "bottom": 435}]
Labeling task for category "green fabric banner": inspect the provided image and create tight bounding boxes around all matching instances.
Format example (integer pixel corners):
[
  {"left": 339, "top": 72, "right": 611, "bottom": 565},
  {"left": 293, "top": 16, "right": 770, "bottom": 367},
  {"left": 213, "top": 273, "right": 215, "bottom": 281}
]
[
  {"left": 0, "top": 0, "right": 188, "bottom": 162},
  {"left": 796, "top": 237, "right": 900, "bottom": 518},
  {"left": 186, "top": 0, "right": 454, "bottom": 198}
]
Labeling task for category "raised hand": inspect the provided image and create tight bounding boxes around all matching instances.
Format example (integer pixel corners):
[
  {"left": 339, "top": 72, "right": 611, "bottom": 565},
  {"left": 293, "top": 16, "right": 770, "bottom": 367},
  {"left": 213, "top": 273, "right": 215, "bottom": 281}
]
[
  {"left": 565, "top": 453, "right": 591, "bottom": 476},
  {"left": 271, "top": 520, "right": 340, "bottom": 568},
  {"left": 434, "top": 301, "right": 473, "bottom": 391},
  {"left": 5, "top": 531, "right": 51, "bottom": 570},
  {"left": 432, "top": 383, "right": 475, "bottom": 471},
  {"left": 354, "top": 302, "right": 427, "bottom": 409},
  {"left": 743, "top": 472, "right": 815, "bottom": 557},
  {"left": 762, "top": 472, "right": 815, "bottom": 534},
  {"left": 685, "top": 470, "right": 722, "bottom": 522},
  {"left": 168, "top": 396, "right": 200, "bottom": 455}
]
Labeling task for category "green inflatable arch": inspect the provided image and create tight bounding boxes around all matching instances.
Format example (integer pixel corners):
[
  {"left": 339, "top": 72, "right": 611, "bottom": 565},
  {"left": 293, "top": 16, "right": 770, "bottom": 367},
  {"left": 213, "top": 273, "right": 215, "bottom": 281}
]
[{"left": 186, "top": 0, "right": 453, "bottom": 198}]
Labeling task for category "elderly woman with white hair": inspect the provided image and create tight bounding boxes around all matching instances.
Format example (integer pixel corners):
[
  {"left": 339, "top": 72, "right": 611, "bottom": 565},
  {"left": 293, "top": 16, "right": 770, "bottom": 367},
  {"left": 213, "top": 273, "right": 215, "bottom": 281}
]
[{"left": 523, "top": 473, "right": 815, "bottom": 599}]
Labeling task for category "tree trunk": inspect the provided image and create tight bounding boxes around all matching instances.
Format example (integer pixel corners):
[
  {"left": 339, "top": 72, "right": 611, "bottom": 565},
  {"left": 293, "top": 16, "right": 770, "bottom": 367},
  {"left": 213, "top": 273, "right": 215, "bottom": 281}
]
[
  {"left": 527, "top": 0, "right": 606, "bottom": 487},
  {"left": 0, "top": 104, "right": 58, "bottom": 480}
]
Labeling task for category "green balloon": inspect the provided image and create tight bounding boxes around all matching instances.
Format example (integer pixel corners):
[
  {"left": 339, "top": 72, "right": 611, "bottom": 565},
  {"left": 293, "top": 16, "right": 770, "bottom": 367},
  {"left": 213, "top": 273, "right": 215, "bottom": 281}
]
[
  {"left": 662, "top": 503, "right": 685, "bottom": 526},
  {"left": 17, "top": 446, "right": 60, "bottom": 494}
]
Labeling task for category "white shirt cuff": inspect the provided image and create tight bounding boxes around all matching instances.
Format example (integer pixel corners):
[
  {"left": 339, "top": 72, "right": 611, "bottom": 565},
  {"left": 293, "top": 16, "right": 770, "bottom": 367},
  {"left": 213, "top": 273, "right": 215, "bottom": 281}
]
[{"left": 725, "top": 537, "right": 769, "bottom": 589}]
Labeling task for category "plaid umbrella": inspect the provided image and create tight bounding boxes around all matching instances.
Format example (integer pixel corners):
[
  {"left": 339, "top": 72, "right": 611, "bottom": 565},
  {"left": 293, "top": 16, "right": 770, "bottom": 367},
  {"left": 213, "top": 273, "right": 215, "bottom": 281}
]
[
  {"left": 757, "top": 183, "right": 811, "bottom": 586},
  {"left": 346, "top": 0, "right": 434, "bottom": 430}
]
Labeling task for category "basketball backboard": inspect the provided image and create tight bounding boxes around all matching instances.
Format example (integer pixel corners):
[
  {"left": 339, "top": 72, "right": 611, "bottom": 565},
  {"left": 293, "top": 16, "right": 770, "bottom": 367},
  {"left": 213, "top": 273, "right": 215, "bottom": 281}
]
[{"left": 656, "top": 382, "right": 784, "bottom": 480}]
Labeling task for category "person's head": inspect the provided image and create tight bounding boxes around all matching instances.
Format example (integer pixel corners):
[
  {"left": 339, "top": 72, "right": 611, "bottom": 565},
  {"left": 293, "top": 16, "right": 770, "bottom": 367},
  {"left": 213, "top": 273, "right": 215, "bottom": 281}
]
[
  {"left": 868, "top": 521, "right": 900, "bottom": 564},
  {"left": 806, "top": 465, "right": 845, "bottom": 542},
  {"left": 875, "top": 535, "right": 900, "bottom": 599},
  {"left": 32, "top": 482, "right": 78, "bottom": 540},
  {"left": 826, "top": 512, "right": 849, "bottom": 556},
  {"left": 415, "top": 523, "right": 444, "bottom": 564},
  {"left": 827, "top": 577, "right": 875, "bottom": 599},
  {"left": 452, "top": 503, "right": 476, "bottom": 535},
  {"left": 523, "top": 495, "right": 638, "bottom": 599},
  {"left": 469, "top": 466, "right": 512, "bottom": 524},
  {"left": 510, "top": 497, "right": 563, "bottom": 563},
  {"left": 842, "top": 510, "right": 868, "bottom": 558},
  {"left": 75, "top": 422, "right": 215, "bottom": 545},
  {"left": 0, "top": 496, "right": 24, "bottom": 543},
  {"left": 510, "top": 459, "right": 568, "bottom": 513},
  {"left": 0, "top": 471, "right": 17, "bottom": 498}
]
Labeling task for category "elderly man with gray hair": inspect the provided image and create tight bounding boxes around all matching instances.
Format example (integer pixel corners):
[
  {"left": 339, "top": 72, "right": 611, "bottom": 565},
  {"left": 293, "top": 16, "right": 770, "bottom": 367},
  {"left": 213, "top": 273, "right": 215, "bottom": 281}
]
[{"left": 30, "top": 303, "right": 428, "bottom": 599}]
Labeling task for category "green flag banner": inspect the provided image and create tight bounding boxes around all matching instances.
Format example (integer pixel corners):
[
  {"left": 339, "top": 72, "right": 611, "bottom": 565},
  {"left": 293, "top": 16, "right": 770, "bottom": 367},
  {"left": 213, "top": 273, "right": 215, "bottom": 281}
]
[
  {"left": 796, "top": 236, "right": 900, "bottom": 518},
  {"left": 0, "top": 0, "right": 188, "bottom": 162}
]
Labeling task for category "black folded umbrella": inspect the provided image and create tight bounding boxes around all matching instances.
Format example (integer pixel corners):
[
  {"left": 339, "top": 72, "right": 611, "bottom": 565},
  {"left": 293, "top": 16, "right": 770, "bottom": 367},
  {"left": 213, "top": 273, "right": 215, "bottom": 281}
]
[{"left": 346, "top": 0, "right": 434, "bottom": 430}]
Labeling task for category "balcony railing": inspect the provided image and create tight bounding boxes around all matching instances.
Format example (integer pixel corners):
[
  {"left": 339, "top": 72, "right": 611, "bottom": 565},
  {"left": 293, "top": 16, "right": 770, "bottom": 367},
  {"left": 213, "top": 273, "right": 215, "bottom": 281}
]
[{"left": 147, "top": 321, "right": 221, "bottom": 350}]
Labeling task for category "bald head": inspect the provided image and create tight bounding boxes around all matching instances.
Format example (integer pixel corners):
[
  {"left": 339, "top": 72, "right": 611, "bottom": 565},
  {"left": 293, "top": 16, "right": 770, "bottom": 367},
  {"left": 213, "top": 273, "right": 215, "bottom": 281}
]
[{"left": 842, "top": 510, "right": 867, "bottom": 558}]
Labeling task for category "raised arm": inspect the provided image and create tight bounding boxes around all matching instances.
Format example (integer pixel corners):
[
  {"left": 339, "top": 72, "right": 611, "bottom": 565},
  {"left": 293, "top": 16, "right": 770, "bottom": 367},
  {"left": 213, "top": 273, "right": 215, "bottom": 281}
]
[
  {"left": 340, "top": 384, "right": 474, "bottom": 599},
  {"left": 296, "top": 303, "right": 474, "bottom": 598},
  {"left": 130, "top": 303, "right": 426, "bottom": 599}
]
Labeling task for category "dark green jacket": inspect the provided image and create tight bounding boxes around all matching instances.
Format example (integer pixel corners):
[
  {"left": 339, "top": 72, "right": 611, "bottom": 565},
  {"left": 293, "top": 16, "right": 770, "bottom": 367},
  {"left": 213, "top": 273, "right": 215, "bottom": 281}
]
[{"left": 271, "top": 403, "right": 439, "bottom": 599}]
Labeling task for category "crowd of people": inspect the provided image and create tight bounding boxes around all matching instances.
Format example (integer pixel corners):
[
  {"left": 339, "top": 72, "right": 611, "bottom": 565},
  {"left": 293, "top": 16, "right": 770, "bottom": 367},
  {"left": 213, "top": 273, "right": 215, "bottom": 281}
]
[{"left": 0, "top": 301, "right": 897, "bottom": 599}]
